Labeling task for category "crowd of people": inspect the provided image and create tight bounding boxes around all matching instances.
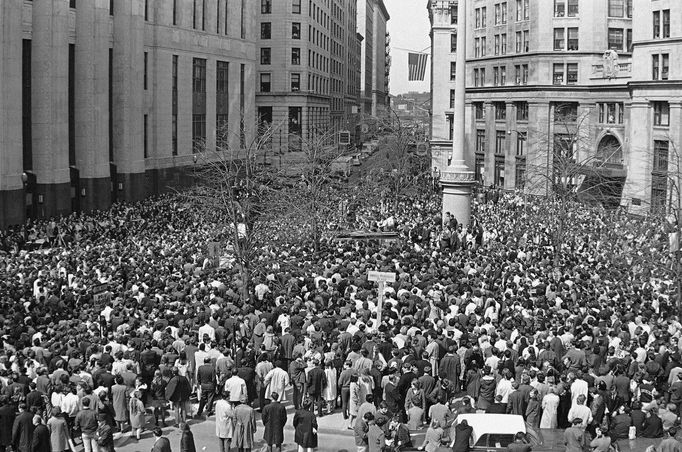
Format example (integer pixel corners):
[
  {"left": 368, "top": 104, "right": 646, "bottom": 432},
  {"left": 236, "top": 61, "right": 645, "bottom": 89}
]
[{"left": 0, "top": 179, "right": 680, "bottom": 452}]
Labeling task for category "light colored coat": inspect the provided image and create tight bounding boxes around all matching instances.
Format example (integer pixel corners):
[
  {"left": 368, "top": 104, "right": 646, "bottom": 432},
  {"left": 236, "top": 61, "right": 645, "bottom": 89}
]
[
  {"left": 215, "top": 399, "right": 235, "bottom": 439},
  {"left": 47, "top": 415, "right": 70, "bottom": 452},
  {"left": 264, "top": 367, "right": 290, "bottom": 402}
]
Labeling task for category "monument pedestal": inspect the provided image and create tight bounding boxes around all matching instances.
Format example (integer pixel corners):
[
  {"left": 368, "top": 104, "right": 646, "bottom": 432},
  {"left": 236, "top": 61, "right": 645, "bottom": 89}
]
[{"left": 440, "top": 159, "right": 475, "bottom": 227}]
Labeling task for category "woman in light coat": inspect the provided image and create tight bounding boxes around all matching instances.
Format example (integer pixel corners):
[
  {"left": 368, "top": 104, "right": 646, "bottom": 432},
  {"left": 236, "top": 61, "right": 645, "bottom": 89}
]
[
  {"left": 264, "top": 361, "right": 290, "bottom": 403},
  {"left": 46, "top": 407, "right": 72, "bottom": 452},
  {"left": 322, "top": 361, "right": 337, "bottom": 414},
  {"left": 540, "top": 387, "right": 560, "bottom": 429},
  {"left": 128, "top": 390, "right": 146, "bottom": 440},
  {"left": 215, "top": 392, "right": 235, "bottom": 452}
]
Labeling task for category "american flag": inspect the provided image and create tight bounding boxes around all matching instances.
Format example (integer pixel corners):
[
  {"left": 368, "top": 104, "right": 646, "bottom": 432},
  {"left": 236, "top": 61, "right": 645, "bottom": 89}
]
[{"left": 408, "top": 52, "right": 428, "bottom": 81}]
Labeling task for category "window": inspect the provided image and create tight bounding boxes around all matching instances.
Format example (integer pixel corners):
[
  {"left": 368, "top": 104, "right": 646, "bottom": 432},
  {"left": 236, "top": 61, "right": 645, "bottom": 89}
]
[
  {"left": 652, "top": 140, "right": 669, "bottom": 210},
  {"left": 598, "top": 102, "right": 623, "bottom": 124},
  {"left": 143, "top": 52, "right": 148, "bottom": 90},
  {"left": 482, "top": 7, "right": 487, "bottom": 27},
  {"left": 110, "top": 0, "right": 114, "bottom": 15},
  {"left": 474, "top": 68, "right": 480, "bottom": 87},
  {"left": 475, "top": 8, "right": 481, "bottom": 28},
  {"left": 259, "top": 73, "right": 271, "bottom": 92},
  {"left": 554, "top": 0, "right": 565, "bottom": 17},
  {"left": 451, "top": 33, "right": 457, "bottom": 52},
  {"left": 292, "top": 22, "right": 301, "bottom": 39},
  {"left": 608, "top": 28, "right": 624, "bottom": 51},
  {"left": 627, "top": 29, "right": 633, "bottom": 52},
  {"left": 291, "top": 73, "right": 300, "bottom": 91},
  {"left": 516, "top": 32, "right": 522, "bottom": 53},
  {"left": 554, "top": 102, "right": 578, "bottom": 122},
  {"left": 553, "top": 64, "right": 564, "bottom": 85},
  {"left": 479, "top": 68, "right": 486, "bottom": 86},
  {"left": 653, "top": 101, "right": 670, "bottom": 127},
  {"left": 192, "top": 58, "right": 206, "bottom": 93},
  {"left": 261, "top": 23, "right": 271, "bottom": 39},
  {"left": 293, "top": 0, "right": 301, "bottom": 14},
  {"left": 627, "top": 0, "right": 632, "bottom": 18},
  {"left": 446, "top": 114, "right": 454, "bottom": 140},
  {"left": 450, "top": 62, "right": 457, "bottom": 81},
  {"left": 240, "top": 0, "right": 246, "bottom": 39},
  {"left": 514, "top": 65, "right": 521, "bottom": 84},
  {"left": 652, "top": 54, "right": 669, "bottom": 80},
  {"left": 143, "top": 114, "right": 148, "bottom": 158},
  {"left": 476, "top": 129, "right": 486, "bottom": 153},
  {"left": 567, "top": 28, "right": 578, "bottom": 51},
  {"left": 450, "top": 89, "right": 455, "bottom": 109},
  {"left": 481, "top": 37, "right": 487, "bottom": 56},
  {"left": 289, "top": 106, "right": 302, "bottom": 136},
  {"left": 172, "top": 55, "right": 178, "bottom": 156},
  {"left": 173, "top": 0, "right": 177, "bottom": 25},
  {"left": 450, "top": 4, "right": 458, "bottom": 24},
  {"left": 501, "top": 2, "right": 507, "bottom": 23},
  {"left": 70, "top": 0, "right": 76, "bottom": 8},
  {"left": 524, "top": 0, "right": 529, "bottom": 19},
  {"left": 494, "top": 67, "right": 500, "bottom": 86},
  {"left": 192, "top": 114, "right": 206, "bottom": 149},
  {"left": 474, "top": 102, "right": 485, "bottom": 120},
  {"left": 522, "top": 64, "right": 528, "bottom": 84},
  {"left": 516, "top": 0, "right": 522, "bottom": 21},
  {"left": 653, "top": 140, "right": 669, "bottom": 172},
  {"left": 261, "top": 0, "right": 272, "bottom": 14},
  {"left": 495, "top": 35, "right": 500, "bottom": 55},
  {"left": 567, "top": 0, "right": 578, "bottom": 16},
  {"left": 523, "top": 30, "right": 529, "bottom": 52},
  {"left": 554, "top": 28, "right": 565, "bottom": 51},
  {"left": 663, "top": 10, "right": 670, "bottom": 38},
  {"left": 516, "top": 101, "right": 528, "bottom": 121},
  {"left": 494, "top": 155, "right": 505, "bottom": 186},
  {"left": 515, "top": 159, "right": 526, "bottom": 188},
  {"left": 292, "top": 48, "right": 301, "bottom": 65},
  {"left": 653, "top": 10, "right": 669, "bottom": 39},
  {"left": 516, "top": 132, "right": 527, "bottom": 155},
  {"left": 608, "top": 0, "right": 624, "bottom": 17},
  {"left": 501, "top": 34, "right": 507, "bottom": 54},
  {"left": 495, "top": 3, "right": 500, "bottom": 24},
  {"left": 260, "top": 48, "right": 271, "bottom": 65},
  {"left": 654, "top": 11, "right": 661, "bottom": 39},
  {"left": 500, "top": 66, "right": 506, "bottom": 85},
  {"left": 475, "top": 152, "right": 485, "bottom": 183},
  {"left": 496, "top": 131, "right": 506, "bottom": 154},
  {"left": 217, "top": 61, "right": 229, "bottom": 93},
  {"left": 567, "top": 63, "right": 578, "bottom": 84},
  {"left": 494, "top": 102, "right": 506, "bottom": 120},
  {"left": 475, "top": 38, "right": 481, "bottom": 58}
]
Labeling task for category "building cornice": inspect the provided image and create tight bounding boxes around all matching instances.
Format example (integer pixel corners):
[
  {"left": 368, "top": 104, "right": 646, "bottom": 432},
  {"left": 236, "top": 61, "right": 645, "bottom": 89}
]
[{"left": 467, "top": 51, "right": 632, "bottom": 63}]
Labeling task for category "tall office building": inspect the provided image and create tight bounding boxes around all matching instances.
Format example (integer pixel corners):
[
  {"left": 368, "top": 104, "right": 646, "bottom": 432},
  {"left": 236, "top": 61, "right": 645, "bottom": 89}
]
[
  {"left": 428, "top": 0, "right": 681, "bottom": 213},
  {"left": 358, "top": 0, "right": 391, "bottom": 118},
  {"left": 256, "top": 0, "right": 362, "bottom": 154},
  {"left": 0, "top": 0, "right": 257, "bottom": 227}
]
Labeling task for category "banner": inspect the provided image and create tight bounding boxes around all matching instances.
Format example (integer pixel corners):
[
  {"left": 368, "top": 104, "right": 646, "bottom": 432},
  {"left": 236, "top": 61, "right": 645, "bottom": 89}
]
[{"left": 408, "top": 52, "right": 428, "bottom": 81}]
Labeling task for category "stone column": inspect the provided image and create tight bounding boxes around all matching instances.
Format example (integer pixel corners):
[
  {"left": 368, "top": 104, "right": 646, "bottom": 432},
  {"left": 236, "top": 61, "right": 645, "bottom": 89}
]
[
  {"left": 441, "top": 0, "right": 474, "bottom": 226},
  {"left": 32, "top": 0, "right": 71, "bottom": 218},
  {"left": 0, "top": 0, "right": 24, "bottom": 226},
  {"left": 76, "top": 0, "right": 111, "bottom": 212},
  {"left": 622, "top": 100, "right": 650, "bottom": 214},
  {"left": 113, "top": 0, "right": 146, "bottom": 202}
]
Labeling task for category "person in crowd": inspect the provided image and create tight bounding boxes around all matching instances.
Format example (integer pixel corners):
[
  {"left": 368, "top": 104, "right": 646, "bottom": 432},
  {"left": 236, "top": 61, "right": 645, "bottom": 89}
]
[
  {"left": 128, "top": 390, "right": 146, "bottom": 440},
  {"left": 180, "top": 422, "right": 197, "bottom": 452},
  {"left": 215, "top": 390, "right": 235, "bottom": 452},
  {"left": 294, "top": 399, "right": 318, "bottom": 452},
  {"left": 96, "top": 413, "right": 115, "bottom": 452},
  {"left": 262, "top": 391, "right": 287, "bottom": 452},
  {"left": 46, "top": 407, "right": 71, "bottom": 452},
  {"left": 74, "top": 398, "right": 98, "bottom": 452},
  {"left": 419, "top": 419, "right": 445, "bottom": 452},
  {"left": 506, "top": 431, "right": 533, "bottom": 452},
  {"left": 151, "top": 427, "right": 172, "bottom": 452},
  {"left": 233, "top": 401, "right": 256, "bottom": 452}
]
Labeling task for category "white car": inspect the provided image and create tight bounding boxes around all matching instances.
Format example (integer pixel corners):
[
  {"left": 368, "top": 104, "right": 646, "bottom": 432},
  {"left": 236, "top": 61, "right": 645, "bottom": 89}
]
[{"left": 452, "top": 414, "right": 546, "bottom": 451}]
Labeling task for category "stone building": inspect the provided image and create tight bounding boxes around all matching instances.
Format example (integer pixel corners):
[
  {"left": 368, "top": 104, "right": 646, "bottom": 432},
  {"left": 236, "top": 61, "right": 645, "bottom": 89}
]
[
  {"left": 0, "top": 0, "right": 257, "bottom": 226},
  {"left": 429, "top": 0, "right": 682, "bottom": 213}
]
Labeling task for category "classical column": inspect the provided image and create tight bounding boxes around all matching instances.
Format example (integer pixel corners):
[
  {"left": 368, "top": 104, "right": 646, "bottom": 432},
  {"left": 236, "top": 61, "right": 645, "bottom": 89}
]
[
  {"left": 441, "top": 0, "right": 474, "bottom": 226},
  {"left": 0, "top": 0, "right": 24, "bottom": 226},
  {"left": 113, "top": 0, "right": 146, "bottom": 202},
  {"left": 76, "top": 0, "right": 111, "bottom": 212},
  {"left": 622, "top": 100, "right": 650, "bottom": 214},
  {"left": 32, "top": 0, "right": 71, "bottom": 218}
]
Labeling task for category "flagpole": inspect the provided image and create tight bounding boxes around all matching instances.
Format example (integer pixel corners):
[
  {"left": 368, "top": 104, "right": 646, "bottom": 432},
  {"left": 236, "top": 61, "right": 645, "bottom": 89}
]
[{"left": 440, "top": 0, "right": 474, "bottom": 227}]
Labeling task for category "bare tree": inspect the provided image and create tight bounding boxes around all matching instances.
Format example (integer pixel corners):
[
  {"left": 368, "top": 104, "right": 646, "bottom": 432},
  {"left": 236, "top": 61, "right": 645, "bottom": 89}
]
[
  {"left": 525, "top": 105, "right": 625, "bottom": 264},
  {"left": 183, "top": 119, "right": 278, "bottom": 301}
]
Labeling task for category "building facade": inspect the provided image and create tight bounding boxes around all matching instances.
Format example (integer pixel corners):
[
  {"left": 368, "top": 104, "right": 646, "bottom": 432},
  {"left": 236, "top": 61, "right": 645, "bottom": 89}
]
[
  {"left": 255, "top": 0, "right": 362, "bottom": 154},
  {"left": 358, "top": 0, "right": 391, "bottom": 118},
  {"left": 0, "top": 0, "right": 257, "bottom": 227},
  {"left": 429, "top": 0, "right": 682, "bottom": 213}
]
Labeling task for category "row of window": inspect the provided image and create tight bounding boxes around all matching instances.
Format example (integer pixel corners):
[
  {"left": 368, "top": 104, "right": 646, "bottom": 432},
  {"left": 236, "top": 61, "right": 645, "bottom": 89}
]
[
  {"left": 472, "top": 64, "right": 528, "bottom": 87},
  {"left": 554, "top": 0, "right": 632, "bottom": 18},
  {"left": 259, "top": 72, "right": 331, "bottom": 95},
  {"left": 260, "top": 22, "right": 301, "bottom": 40},
  {"left": 261, "top": 0, "right": 301, "bottom": 15},
  {"left": 473, "top": 31, "right": 529, "bottom": 58},
  {"left": 653, "top": 10, "right": 671, "bottom": 40},
  {"left": 260, "top": 48, "right": 301, "bottom": 65}
]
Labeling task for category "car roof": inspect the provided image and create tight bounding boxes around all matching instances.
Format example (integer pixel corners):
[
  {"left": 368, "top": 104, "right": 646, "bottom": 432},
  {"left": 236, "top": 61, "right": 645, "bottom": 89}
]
[{"left": 456, "top": 414, "right": 527, "bottom": 444}]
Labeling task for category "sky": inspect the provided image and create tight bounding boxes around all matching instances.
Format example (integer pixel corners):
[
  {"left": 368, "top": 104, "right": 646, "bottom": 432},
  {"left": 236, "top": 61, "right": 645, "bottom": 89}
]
[{"left": 385, "top": 0, "right": 432, "bottom": 95}]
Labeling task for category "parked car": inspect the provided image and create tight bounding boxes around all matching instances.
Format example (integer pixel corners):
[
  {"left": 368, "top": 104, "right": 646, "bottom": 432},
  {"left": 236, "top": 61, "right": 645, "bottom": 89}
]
[{"left": 450, "top": 414, "right": 546, "bottom": 451}]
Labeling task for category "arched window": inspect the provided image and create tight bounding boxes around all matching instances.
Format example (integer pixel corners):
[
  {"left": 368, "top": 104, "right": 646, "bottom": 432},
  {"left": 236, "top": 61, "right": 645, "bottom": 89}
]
[{"left": 596, "top": 134, "right": 622, "bottom": 165}]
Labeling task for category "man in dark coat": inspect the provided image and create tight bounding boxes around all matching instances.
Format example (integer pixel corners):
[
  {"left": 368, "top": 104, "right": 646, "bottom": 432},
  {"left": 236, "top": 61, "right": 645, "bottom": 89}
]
[
  {"left": 0, "top": 396, "right": 16, "bottom": 452},
  {"left": 305, "top": 360, "right": 327, "bottom": 417},
  {"left": 289, "top": 354, "right": 307, "bottom": 410},
  {"left": 293, "top": 400, "right": 318, "bottom": 451},
  {"left": 165, "top": 368, "right": 192, "bottom": 424},
  {"left": 196, "top": 357, "right": 216, "bottom": 417},
  {"left": 30, "top": 416, "right": 50, "bottom": 452},
  {"left": 439, "top": 346, "right": 462, "bottom": 389},
  {"left": 151, "top": 427, "right": 172, "bottom": 452},
  {"left": 452, "top": 419, "right": 473, "bottom": 452},
  {"left": 237, "top": 361, "right": 257, "bottom": 405},
  {"left": 140, "top": 342, "right": 160, "bottom": 385},
  {"left": 12, "top": 403, "right": 34, "bottom": 452},
  {"left": 262, "top": 391, "right": 287, "bottom": 452}
]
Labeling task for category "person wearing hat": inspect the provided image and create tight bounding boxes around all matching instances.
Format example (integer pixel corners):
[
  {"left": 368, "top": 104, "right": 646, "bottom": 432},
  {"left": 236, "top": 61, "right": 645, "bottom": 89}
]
[{"left": 564, "top": 417, "right": 586, "bottom": 452}]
